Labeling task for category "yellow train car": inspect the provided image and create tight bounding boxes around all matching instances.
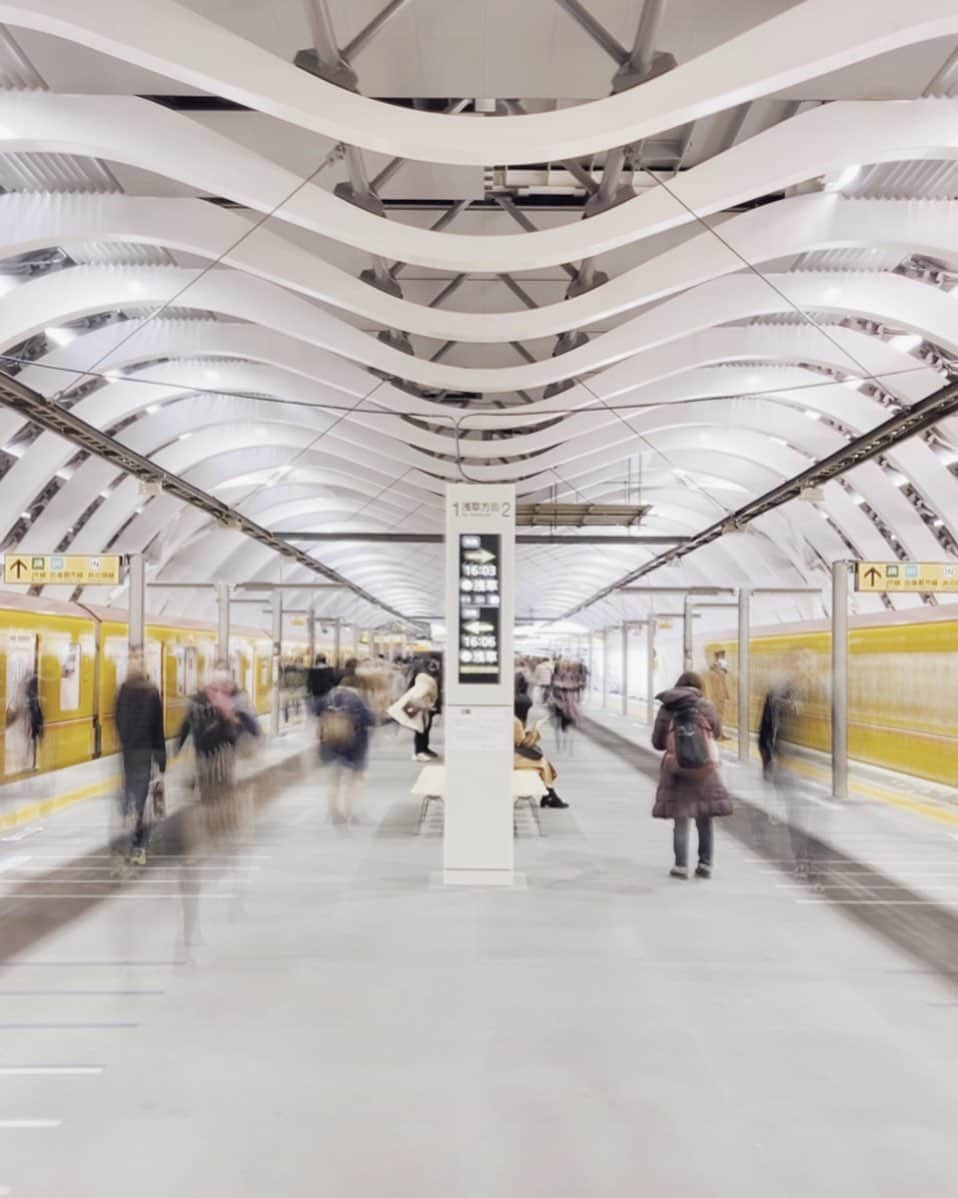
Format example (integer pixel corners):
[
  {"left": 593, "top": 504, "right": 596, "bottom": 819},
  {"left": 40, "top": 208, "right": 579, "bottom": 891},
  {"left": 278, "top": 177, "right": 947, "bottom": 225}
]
[
  {"left": 0, "top": 592, "right": 98, "bottom": 777},
  {"left": 707, "top": 605, "right": 958, "bottom": 787}
]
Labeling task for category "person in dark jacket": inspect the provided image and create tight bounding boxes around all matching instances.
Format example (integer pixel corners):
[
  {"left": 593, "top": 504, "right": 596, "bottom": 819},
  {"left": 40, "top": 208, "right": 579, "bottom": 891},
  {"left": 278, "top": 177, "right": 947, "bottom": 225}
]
[
  {"left": 652, "top": 671, "right": 732, "bottom": 879},
  {"left": 514, "top": 673, "right": 533, "bottom": 727},
  {"left": 115, "top": 658, "right": 166, "bottom": 866},
  {"left": 320, "top": 672, "right": 374, "bottom": 824},
  {"left": 307, "top": 654, "right": 338, "bottom": 714}
]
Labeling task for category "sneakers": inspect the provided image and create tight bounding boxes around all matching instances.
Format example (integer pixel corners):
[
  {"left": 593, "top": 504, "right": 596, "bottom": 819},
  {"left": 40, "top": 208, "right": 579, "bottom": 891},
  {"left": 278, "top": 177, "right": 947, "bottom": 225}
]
[
  {"left": 414, "top": 753, "right": 433, "bottom": 763},
  {"left": 129, "top": 847, "right": 147, "bottom": 867},
  {"left": 670, "top": 866, "right": 688, "bottom": 879},
  {"left": 424, "top": 748, "right": 439, "bottom": 759},
  {"left": 694, "top": 864, "right": 712, "bottom": 879}
]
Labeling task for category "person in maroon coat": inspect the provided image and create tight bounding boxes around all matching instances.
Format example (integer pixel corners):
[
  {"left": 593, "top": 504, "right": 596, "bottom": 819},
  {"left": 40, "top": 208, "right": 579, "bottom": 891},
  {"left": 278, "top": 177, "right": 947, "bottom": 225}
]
[{"left": 652, "top": 671, "right": 733, "bottom": 879}]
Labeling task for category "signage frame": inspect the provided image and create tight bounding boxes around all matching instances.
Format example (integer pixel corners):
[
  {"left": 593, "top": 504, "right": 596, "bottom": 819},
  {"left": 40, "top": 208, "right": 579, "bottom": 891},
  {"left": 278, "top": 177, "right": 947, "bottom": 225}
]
[
  {"left": 3, "top": 553, "right": 122, "bottom": 587},
  {"left": 854, "top": 560, "right": 958, "bottom": 593}
]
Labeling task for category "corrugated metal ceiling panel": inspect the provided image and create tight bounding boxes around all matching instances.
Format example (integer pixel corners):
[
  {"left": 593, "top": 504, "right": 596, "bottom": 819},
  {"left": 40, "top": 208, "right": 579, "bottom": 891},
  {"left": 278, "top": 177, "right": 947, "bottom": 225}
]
[{"left": 0, "top": 152, "right": 119, "bottom": 193}]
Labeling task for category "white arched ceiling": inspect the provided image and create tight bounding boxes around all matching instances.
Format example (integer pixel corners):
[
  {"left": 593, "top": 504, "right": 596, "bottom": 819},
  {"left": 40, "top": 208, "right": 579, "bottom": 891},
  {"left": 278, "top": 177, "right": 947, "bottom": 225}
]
[{"left": 0, "top": 1, "right": 955, "bottom": 628}]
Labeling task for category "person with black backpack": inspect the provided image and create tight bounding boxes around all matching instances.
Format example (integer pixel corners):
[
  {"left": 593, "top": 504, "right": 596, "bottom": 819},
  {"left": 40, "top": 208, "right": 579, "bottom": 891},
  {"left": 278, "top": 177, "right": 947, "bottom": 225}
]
[{"left": 651, "top": 671, "right": 733, "bottom": 879}]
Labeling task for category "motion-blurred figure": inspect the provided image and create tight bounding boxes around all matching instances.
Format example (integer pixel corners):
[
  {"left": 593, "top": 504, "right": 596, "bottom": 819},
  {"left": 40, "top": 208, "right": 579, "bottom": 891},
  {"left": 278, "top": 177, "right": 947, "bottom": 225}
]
[
  {"left": 514, "top": 672, "right": 533, "bottom": 727},
  {"left": 549, "top": 658, "right": 581, "bottom": 753},
  {"left": 701, "top": 649, "right": 731, "bottom": 740},
  {"left": 652, "top": 671, "right": 732, "bottom": 879},
  {"left": 114, "top": 653, "right": 166, "bottom": 867},
  {"left": 176, "top": 672, "right": 242, "bottom": 829},
  {"left": 307, "top": 653, "right": 338, "bottom": 715},
  {"left": 514, "top": 716, "right": 568, "bottom": 808},
  {"left": 319, "top": 667, "right": 374, "bottom": 825},
  {"left": 533, "top": 657, "right": 554, "bottom": 706},
  {"left": 5, "top": 671, "right": 43, "bottom": 775}
]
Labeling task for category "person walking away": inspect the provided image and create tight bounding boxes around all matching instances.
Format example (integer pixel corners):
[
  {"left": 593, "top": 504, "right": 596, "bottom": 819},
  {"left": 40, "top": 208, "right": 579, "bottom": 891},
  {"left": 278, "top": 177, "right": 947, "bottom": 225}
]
[
  {"left": 306, "top": 653, "right": 337, "bottom": 715},
  {"left": 652, "top": 671, "right": 732, "bottom": 878},
  {"left": 514, "top": 717, "right": 568, "bottom": 808},
  {"left": 514, "top": 672, "right": 533, "bottom": 727},
  {"left": 320, "top": 669, "right": 374, "bottom": 824},
  {"left": 701, "top": 650, "right": 731, "bottom": 739},
  {"left": 114, "top": 655, "right": 166, "bottom": 867},
  {"left": 387, "top": 658, "right": 440, "bottom": 762}
]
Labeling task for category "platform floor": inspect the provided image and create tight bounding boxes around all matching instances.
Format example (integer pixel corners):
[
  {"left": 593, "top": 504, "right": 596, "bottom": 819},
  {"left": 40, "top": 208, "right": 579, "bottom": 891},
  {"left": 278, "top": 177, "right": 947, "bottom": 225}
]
[{"left": 2, "top": 718, "right": 958, "bottom": 1197}]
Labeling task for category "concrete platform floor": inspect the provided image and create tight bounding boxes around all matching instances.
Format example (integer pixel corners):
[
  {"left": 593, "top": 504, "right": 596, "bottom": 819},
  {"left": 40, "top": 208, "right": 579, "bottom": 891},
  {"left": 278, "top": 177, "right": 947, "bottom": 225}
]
[{"left": 2, "top": 720, "right": 957, "bottom": 1197}]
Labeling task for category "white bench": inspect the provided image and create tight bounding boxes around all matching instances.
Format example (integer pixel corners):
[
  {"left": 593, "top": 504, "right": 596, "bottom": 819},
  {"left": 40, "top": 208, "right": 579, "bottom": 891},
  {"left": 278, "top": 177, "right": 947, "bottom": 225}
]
[{"left": 411, "top": 765, "right": 546, "bottom": 833}]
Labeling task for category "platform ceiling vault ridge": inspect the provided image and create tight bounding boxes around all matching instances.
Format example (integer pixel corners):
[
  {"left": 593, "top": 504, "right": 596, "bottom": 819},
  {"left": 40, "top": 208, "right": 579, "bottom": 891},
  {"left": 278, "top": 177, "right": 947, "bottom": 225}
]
[{"left": 0, "top": 0, "right": 954, "bottom": 627}]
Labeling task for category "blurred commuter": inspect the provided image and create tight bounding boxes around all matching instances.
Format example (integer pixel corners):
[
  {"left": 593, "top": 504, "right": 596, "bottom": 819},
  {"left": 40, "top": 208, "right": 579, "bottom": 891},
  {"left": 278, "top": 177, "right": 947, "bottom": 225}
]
[
  {"left": 550, "top": 658, "right": 581, "bottom": 753},
  {"left": 320, "top": 669, "right": 374, "bottom": 825},
  {"left": 306, "top": 653, "right": 338, "bottom": 714},
  {"left": 514, "top": 717, "right": 568, "bottom": 808},
  {"left": 759, "top": 678, "right": 822, "bottom": 880},
  {"left": 652, "top": 671, "right": 732, "bottom": 879},
  {"left": 5, "top": 671, "right": 43, "bottom": 774},
  {"left": 176, "top": 672, "right": 242, "bottom": 829},
  {"left": 514, "top": 672, "right": 533, "bottom": 727},
  {"left": 533, "top": 657, "right": 554, "bottom": 706},
  {"left": 114, "top": 654, "right": 167, "bottom": 866},
  {"left": 388, "top": 657, "right": 440, "bottom": 762},
  {"left": 701, "top": 650, "right": 731, "bottom": 739}
]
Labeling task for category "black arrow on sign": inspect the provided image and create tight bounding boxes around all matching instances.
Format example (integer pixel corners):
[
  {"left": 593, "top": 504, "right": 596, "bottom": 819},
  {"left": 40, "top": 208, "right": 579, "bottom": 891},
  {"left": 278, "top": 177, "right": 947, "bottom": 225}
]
[
  {"left": 864, "top": 566, "right": 882, "bottom": 587},
  {"left": 8, "top": 558, "right": 27, "bottom": 579}
]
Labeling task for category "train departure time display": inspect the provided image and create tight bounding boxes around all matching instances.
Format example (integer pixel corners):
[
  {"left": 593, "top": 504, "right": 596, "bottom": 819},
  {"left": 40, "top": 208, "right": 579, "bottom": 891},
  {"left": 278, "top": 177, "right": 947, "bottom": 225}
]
[{"left": 458, "top": 533, "right": 501, "bottom": 685}]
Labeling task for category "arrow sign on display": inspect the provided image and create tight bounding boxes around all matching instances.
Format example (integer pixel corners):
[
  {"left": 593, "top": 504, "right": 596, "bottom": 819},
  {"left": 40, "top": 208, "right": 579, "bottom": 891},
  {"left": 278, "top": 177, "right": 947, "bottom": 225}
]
[
  {"left": 8, "top": 557, "right": 27, "bottom": 579},
  {"left": 464, "top": 547, "right": 495, "bottom": 564},
  {"left": 864, "top": 566, "right": 882, "bottom": 586},
  {"left": 463, "top": 621, "right": 494, "bottom": 634}
]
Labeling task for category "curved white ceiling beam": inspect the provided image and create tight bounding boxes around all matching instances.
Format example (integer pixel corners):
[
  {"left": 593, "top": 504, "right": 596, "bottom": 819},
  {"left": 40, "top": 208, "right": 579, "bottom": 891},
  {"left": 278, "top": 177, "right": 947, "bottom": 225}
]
[
  {"left": 4, "top": 95, "right": 958, "bottom": 274},
  {"left": 6, "top": 0, "right": 958, "bottom": 164},
  {"left": 7, "top": 265, "right": 958, "bottom": 396},
  {"left": 6, "top": 191, "right": 958, "bottom": 343}
]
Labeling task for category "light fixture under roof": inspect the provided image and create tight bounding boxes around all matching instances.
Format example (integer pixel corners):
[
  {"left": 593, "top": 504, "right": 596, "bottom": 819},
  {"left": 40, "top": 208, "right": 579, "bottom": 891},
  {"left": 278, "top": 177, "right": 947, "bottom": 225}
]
[
  {"left": 45, "top": 326, "right": 76, "bottom": 348},
  {"left": 890, "top": 334, "right": 922, "bottom": 353},
  {"left": 146, "top": 403, "right": 160, "bottom": 415},
  {"left": 825, "top": 163, "right": 862, "bottom": 192},
  {"left": 516, "top": 503, "right": 650, "bottom": 528}
]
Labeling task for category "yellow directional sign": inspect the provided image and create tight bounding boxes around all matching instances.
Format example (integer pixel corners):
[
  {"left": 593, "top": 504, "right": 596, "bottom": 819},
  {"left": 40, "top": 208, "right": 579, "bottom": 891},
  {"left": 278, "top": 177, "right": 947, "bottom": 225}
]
[
  {"left": 855, "top": 561, "right": 958, "bottom": 593},
  {"left": 3, "top": 553, "right": 121, "bottom": 586}
]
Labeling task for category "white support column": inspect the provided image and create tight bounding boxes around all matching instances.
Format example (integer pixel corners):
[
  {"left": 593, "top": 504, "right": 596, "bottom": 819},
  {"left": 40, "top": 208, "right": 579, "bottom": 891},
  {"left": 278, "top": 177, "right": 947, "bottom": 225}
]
[
  {"left": 333, "top": 618, "right": 342, "bottom": 668},
  {"left": 443, "top": 483, "right": 516, "bottom": 886},
  {"left": 306, "top": 608, "right": 316, "bottom": 665},
  {"left": 620, "top": 623, "right": 629, "bottom": 716},
  {"left": 127, "top": 553, "right": 145, "bottom": 655},
  {"left": 831, "top": 561, "right": 850, "bottom": 799},
  {"left": 216, "top": 581, "right": 230, "bottom": 666},
  {"left": 682, "top": 595, "right": 694, "bottom": 671},
  {"left": 737, "top": 588, "right": 751, "bottom": 763},
  {"left": 271, "top": 591, "right": 282, "bottom": 737},
  {"left": 646, "top": 617, "right": 656, "bottom": 726}
]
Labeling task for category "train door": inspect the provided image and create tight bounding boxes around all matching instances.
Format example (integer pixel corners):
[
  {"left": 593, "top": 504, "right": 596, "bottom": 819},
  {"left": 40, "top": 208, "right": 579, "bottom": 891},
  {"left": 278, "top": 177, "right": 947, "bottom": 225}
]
[
  {"left": 4, "top": 631, "right": 38, "bottom": 774},
  {"left": 147, "top": 641, "right": 164, "bottom": 697},
  {"left": 183, "top": 646, "right": 198, "bottom": 696}
]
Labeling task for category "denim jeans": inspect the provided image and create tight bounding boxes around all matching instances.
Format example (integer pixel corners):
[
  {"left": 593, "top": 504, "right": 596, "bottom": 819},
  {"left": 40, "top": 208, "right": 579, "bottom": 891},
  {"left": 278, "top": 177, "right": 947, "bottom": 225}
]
[
  {"left": 121, "top": 751, "right": 153, "bottom": 850},
  {"left": 673, "top": 816, "right": 713, "bottom": 869}
]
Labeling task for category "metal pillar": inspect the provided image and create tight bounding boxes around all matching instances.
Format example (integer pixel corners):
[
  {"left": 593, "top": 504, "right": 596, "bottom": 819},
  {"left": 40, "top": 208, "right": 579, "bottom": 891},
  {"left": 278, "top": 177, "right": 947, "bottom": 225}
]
[
  {"left": 601, "top": 629, "right": 609, "bottom": 709},
  {"left": 682, "top": 594, "right": 694, "bottom": 671},
  {"left": 646, "top": 617, "right": 656, "bottom": 726},
  {"left": 271, "top": 591, "right": 283, "bottom": 738},
  {"left": 333, "top": 618, "right": 342, "bottom": 667},
  {"left": 737, "top": 588, "right": 751, "bottom": 763},
  {"left": 621, "top": 623, "right": 629, "bottom": 716},
  {"left": 306, "top": 608, "right": 316, "bottom": 664},
  {"left": 215, "top": 581, "right": 230, "bottom": 667},
  {"left": 127, "top": 553, "right": 145, "bottom": 654},
  {"left": 831, "top": 561, "right": 850, "bottom": 799}
]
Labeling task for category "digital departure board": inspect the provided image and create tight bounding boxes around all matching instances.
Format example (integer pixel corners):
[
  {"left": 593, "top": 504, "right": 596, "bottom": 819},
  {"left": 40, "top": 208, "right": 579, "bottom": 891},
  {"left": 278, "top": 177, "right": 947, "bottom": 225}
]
[{"left": 457, "top": 532, "right": 501, "bottom": 684}]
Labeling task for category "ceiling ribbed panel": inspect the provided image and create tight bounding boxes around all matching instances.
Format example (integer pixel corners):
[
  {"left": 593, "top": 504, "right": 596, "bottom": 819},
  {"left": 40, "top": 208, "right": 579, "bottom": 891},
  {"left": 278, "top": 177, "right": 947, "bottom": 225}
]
[{"left": 0, "top": 151, "right": 119, "bottom": 192}]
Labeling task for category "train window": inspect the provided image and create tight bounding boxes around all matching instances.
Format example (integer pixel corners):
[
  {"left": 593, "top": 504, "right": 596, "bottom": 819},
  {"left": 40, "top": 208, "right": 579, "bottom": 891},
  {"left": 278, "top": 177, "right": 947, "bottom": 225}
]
[
  {"left": 147, "top": 642, "right": 163, "bottom": 693},
  {"left": 59, "top": 641, "right": 81, "bottom": 712}
]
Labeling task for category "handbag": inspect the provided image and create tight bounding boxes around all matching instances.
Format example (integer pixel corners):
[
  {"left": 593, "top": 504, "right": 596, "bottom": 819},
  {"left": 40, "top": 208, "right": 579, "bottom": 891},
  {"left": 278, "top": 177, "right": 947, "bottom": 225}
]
[
  {"left": 150, "top": 774, "right": 166, "bottom": 820},
  {"left": 516, "top": 742, "right": 543, "bottom": 762}
]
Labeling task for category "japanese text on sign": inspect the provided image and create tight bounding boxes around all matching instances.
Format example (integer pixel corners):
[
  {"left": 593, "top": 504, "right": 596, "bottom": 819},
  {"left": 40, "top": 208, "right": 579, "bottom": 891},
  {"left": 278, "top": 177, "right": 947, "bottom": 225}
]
[
  {"left": 3, "top": 554, "right": 121, "bottom": 586},
  {"left": 458, "top": 533, "right": 501, "bottom": 684},
  {"left": 855, "top": 561, "right": 958, "bottom": 593}
]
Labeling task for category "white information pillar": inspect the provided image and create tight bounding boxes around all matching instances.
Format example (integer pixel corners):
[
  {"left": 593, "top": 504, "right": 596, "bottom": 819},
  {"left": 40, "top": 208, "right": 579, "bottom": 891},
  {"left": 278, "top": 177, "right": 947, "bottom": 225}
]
[{"left": 444, "top": 483, "right": 516, "bottom": 886}]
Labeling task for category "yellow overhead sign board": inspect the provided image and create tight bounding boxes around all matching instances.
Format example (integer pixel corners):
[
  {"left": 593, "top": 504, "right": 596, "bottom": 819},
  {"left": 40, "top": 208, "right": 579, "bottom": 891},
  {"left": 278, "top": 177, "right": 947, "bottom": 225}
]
[
  {"left": 3, "top": 553, "right": 121, "bottom": 586},
  {"left": 855, "top": 561, "right": 958, "bottom": 593}
]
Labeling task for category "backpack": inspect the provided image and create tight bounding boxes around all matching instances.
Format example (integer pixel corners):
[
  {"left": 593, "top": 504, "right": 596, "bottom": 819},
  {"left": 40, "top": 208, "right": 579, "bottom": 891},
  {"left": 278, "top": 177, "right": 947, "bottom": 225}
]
[
  {"left": 320, "top": 704, "right": 354, "bottom": 748},
  {"left": 667, "top": 705, "right": 715, "bottom": 772}
]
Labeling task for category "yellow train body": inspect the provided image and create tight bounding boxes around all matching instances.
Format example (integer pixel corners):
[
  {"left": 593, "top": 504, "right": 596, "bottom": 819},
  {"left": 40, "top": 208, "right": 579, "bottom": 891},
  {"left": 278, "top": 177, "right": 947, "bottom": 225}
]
[{"left": 707, "top": 607, "right": 958, "bottom": 787}]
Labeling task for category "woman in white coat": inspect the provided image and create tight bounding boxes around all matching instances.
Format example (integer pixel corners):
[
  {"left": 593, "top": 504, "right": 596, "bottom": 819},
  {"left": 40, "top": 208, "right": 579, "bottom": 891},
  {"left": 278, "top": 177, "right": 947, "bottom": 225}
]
[{"left": 388, "top": 658, "right": 441, "bottom": 762}]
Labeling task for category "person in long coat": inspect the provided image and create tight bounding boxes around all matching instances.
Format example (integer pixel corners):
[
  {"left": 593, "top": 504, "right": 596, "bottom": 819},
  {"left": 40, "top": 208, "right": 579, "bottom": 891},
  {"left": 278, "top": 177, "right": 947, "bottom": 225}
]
[
  {"left": 652, "top": 671, "right": 732, "bottom": 879},
  {"left": 513, "top": 717, "right": 568, "bottom": 808}
]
